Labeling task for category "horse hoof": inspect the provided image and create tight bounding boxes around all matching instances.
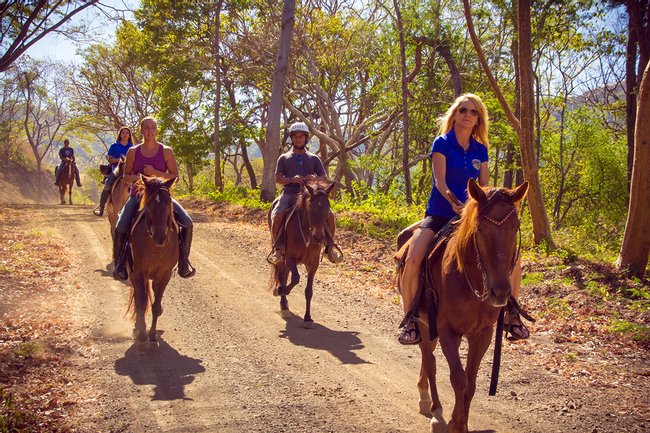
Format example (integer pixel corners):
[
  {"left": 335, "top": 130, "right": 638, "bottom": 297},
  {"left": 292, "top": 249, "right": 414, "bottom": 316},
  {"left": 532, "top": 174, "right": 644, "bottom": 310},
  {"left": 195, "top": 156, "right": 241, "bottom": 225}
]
[
  {"left": 280, "top": 309, "right": 291, "bottom": 319},
  {"left": 429, "top": 410, "right": 447, "bottom": 433},
  {"left": 303, "top": 320, "right": 314, "bottom": 329}
]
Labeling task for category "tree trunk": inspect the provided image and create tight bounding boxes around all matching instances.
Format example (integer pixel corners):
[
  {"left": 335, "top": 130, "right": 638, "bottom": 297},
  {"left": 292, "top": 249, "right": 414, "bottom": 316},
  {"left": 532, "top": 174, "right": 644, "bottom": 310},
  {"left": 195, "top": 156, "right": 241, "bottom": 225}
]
[
  {"left": 393, "top": 0, "right": 412, "bottom": 204},
  {"left": 625, "top": 11, "right": 638, "bottom": 189},
  {"left": 517, "top": 0, "right": 554, "bottom": 247},
  {"left": 618, "top": 61, "right": 650, "bottom": 277},
  {"left": 261, "top": 0, "right": 295, "bottom": 202},
  {"left": 213, "top": 1, "right": 224, "bottom": 192}
]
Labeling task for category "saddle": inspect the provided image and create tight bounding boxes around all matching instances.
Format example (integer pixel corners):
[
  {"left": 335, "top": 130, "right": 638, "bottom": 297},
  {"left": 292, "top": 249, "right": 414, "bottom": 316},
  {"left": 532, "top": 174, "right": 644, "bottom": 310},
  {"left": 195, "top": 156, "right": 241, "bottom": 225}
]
[{"left": 99, "top": 164, "right": 111, "bottom": 176}]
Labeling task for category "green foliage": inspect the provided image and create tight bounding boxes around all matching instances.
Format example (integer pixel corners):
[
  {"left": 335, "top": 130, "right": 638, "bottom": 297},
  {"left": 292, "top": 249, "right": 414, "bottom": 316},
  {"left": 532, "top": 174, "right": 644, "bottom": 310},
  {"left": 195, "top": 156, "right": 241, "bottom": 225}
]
[
  {"left": 14, "top": 341, "right": 41, "bottom": 358},
  {"left": 608, "top": 320, "right": 650, "bottom": 343},
  {"left": 521, "top": 272, "right": 544, "bottom": 287}
]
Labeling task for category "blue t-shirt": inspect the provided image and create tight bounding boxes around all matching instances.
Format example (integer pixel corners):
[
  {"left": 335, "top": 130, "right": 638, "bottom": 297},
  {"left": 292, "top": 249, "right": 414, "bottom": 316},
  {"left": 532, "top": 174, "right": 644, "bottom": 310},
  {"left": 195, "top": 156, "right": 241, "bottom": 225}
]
[
  {"left": 59, "top": 147, "right": 74, "bottom": 160},
  {"left": 107, "top": 141, "right": 133, "bottom": 166},
  {"left": 425, "top": 129, "right": 489, "bottom": 219}
]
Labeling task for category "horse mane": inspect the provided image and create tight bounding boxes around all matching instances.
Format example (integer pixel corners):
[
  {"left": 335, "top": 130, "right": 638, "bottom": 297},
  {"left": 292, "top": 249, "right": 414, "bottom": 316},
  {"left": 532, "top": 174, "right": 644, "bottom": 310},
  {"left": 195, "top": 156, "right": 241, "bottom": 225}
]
[{"left": 445, "top": 187, "right": 517, "bottom": 273}]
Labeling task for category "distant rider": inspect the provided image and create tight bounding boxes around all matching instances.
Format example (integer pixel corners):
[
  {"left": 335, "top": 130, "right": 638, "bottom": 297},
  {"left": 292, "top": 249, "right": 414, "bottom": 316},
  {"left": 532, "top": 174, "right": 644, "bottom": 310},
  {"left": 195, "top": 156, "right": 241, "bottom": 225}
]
[
  {"left": 54, "top": 139, "right": 82, "bottom": 187},
  {"left": 267, "top": 121, "right": 343, "bottom": 265},
  {"left": 93, "top": 127, "right": 133, "bottom": 217}
]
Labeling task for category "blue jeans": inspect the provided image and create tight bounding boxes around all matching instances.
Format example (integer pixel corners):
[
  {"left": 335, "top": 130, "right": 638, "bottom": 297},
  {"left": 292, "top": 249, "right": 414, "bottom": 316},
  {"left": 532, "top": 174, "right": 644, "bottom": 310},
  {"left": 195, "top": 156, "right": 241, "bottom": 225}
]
[{"left": 115, "top": 195, "right": 193, "bottom": 234}]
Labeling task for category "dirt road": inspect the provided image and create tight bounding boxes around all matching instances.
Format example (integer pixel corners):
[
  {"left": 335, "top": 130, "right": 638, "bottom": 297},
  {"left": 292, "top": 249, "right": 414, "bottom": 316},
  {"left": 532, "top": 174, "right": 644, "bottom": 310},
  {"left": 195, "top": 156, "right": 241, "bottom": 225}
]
[{"left": 12, "top": 204, "right": 647, "bottom": 433}]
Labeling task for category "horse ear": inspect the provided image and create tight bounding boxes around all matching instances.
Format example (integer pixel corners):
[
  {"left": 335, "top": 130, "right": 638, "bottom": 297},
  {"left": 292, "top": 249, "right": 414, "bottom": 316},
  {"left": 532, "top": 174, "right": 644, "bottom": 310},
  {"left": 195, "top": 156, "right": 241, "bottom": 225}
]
[
  {"left": 467, "top": 178, "right": 486, "bottom": 203},
  {"left": 140, "top": 174, "right": 148, "bottom": 185},
  {"left": 325, "top": 182, "right": 336, "bottom": 196},
  {"left": 305, "top": 183, "right": 315, "bottom": 196},
  {"left": 164, "top": 177, "right": 176, "bottom": 189},
  {"left": 510, "top": 181, "right": 529, "bottom": 205}
]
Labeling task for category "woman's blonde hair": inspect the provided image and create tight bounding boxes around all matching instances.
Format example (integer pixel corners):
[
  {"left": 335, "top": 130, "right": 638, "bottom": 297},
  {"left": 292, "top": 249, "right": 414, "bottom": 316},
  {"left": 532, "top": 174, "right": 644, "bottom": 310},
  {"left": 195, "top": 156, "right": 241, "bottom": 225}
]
[{"left": 437, "top": 93, "right": 489, "bottom": 148}]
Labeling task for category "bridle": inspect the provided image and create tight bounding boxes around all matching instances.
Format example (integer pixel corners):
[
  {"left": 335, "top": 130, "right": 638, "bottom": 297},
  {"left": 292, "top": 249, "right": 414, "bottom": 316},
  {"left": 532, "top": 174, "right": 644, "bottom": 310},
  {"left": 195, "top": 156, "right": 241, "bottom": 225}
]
[
  {"left": 142, "top": 186, "right": 174, "bottom": 243},
  {"left": 294, "top": 187, "right": 328, "bottom": 248},
  {"left": 466, "top": 201, "right": 521, "bottom": 301}
]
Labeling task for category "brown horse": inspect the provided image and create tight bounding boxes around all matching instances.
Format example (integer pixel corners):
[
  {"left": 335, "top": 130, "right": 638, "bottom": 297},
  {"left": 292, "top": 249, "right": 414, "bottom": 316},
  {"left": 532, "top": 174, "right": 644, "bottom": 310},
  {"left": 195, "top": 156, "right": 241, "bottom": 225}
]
[
  {"left": 399, "top": 179, "right": 528, "bottom": 433},
  {"left": 127, "top": 175, "right": 179, "bottom": 346},
  {"left": 107, "top": 157, "right": 129, "bottom": 238},
  {"left": 56, "top": 157, "right": 74, "bottom": 205},
  {"left": 268, "top": 180, "right": 336, "bottom": 327}
]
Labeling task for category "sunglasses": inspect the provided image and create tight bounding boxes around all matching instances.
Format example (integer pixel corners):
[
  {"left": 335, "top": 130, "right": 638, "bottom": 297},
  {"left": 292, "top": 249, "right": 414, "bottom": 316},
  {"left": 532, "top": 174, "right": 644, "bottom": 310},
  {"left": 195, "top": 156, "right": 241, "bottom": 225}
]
[{"left": 458, "top": 106, "right": 479, "bottom": 117}]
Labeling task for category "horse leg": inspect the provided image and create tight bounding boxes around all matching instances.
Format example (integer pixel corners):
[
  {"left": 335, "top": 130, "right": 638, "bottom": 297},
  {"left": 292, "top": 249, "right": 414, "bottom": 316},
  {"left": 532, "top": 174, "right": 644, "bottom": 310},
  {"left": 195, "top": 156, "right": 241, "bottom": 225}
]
[
  {"left": 438, "top": 330, "right": 466, "bottom": 433},
  {"left": 131, "top": 275, "right": 149, "bottom": 344},
  {"left": 462, "top": 329, "right": 493, "bottom": 429},
  {"left": 68, "top": 184, "right": 73, "bottom": 205},
  {"left": 283, "top": 257, "right": 300, "bottom": 296},
  {"left": 149, "top": 273, "right": 172, "bottom": 344},
  {"left": 59, "top": 186, "right": 65, "bottom": 205},
  {"left": 276, "top": 263, "right": 291, "bottom": 318},
  {"left": 303, "top": 260, "right": 319, "bottom": 327},
  {"left": 418, "top": 333, "right": 442, "bottom": 417}
]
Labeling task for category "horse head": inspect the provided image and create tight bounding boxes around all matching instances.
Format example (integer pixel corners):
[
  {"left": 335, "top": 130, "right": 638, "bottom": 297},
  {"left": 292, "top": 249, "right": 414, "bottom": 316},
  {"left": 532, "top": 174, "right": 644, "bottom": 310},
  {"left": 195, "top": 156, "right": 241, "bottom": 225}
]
[
  {"left": 304, "top": 181, "right": 336, "bottom": 244},
  {"left": 454, "top": 179, "right": 529, "bottom": 307},
  {"left": 139, "top": 175, "right": 176, "bottom": 246},
  {"left": 113, "top": 156, "right": 126, "bottom": 177}
]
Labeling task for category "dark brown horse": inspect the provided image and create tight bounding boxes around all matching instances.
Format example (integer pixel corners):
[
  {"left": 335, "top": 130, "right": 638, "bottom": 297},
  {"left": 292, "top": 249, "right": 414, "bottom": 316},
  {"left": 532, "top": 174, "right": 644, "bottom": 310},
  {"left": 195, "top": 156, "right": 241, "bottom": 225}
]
[
  {"left": 56, "top": 157, "right": 74, "bottom": 205},
  {"left": 107, "top": 157, "right": 129, "bottom": 238},
  {"left": 268, "top": 180, "right": 336, "bottom": 327},
  {"left": 399, "top": 179, "right": 528, "bottom": 433},
  {"left": 127, "top": 175, "right": 179, "bottom": 346}
]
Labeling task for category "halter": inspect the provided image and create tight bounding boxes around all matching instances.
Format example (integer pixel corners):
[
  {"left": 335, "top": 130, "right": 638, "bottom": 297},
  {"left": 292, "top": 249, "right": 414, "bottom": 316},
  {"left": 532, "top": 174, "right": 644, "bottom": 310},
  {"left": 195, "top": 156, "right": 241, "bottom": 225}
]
[
  {"left": 465, "top": 203, "right": 521, "bottom": 301},
  {"left": 139, "top": 186, "right": 176, "bottom": 243}
]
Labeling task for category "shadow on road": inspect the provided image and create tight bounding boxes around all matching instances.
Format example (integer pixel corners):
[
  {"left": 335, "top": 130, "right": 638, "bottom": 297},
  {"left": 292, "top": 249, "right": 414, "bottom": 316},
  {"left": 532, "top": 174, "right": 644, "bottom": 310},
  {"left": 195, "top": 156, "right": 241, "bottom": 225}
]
[
  {"left": 114, "top": 332, "right": 205, "bottom": 401},
  {"left": 278, "top": 314, "right": 369, "bottom": 365}
]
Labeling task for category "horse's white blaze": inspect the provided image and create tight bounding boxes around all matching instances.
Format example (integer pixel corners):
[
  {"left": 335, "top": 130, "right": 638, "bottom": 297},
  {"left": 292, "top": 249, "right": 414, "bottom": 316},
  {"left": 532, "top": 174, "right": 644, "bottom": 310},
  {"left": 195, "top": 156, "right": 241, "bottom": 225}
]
[{"left": 155, "top": 195, "right": 161, "bottom": 203}]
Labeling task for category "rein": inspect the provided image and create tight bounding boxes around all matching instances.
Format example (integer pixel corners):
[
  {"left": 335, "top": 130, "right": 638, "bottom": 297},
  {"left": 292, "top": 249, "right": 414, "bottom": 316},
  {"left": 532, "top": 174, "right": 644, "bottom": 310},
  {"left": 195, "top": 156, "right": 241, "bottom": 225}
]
[{"left": 465, "top": 204, "right": 521, "bottom": 301}]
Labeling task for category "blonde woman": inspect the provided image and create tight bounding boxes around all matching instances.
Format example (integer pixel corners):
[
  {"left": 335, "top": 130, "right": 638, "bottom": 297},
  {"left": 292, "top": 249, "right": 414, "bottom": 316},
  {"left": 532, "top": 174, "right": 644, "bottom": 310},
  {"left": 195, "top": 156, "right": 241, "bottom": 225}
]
[{"left": 398, "top": 93, "right": 490, "bottom": 344}]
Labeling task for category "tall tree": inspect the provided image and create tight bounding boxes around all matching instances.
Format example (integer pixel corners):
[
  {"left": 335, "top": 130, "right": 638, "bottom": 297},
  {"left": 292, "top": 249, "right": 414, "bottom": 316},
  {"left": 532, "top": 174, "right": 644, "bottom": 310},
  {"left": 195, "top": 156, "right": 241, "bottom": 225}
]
[
  {"left": 618, "top": 61, "right": 650, "bottom": 277},
  {"left": 261, "top": 0, "right": 295, "bottom": 202},
  {"left": 462, "top": 0, "right": 554, "bottom": 247},
  {"left": 393, "top": 0, "right": 412, "bottom": 204},
  {"left": 0, "top": 0, "right": 99, "bottom": 72}
]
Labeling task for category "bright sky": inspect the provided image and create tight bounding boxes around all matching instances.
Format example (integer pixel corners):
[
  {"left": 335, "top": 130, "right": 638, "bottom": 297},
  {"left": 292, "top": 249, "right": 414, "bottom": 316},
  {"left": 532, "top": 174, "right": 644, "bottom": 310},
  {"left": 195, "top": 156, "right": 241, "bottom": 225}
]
[{"left": 26, "top": 0, "right": 137, "bottom": 64}]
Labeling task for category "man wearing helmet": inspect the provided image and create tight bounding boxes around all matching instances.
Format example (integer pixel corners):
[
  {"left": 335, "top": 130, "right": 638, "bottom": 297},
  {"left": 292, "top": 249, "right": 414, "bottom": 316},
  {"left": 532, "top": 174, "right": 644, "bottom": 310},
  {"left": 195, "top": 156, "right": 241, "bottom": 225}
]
[{"left": 267, "top": 121, "right": 343, "bottom": 265}]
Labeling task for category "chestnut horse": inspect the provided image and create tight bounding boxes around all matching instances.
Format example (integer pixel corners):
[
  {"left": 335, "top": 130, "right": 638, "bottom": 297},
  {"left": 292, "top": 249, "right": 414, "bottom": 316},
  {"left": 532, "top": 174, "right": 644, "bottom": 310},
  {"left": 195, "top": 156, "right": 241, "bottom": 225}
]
[
  {"left": 107, "top": 157, "right": 129, "bottom": 238},
  {"left": 268, "top": 180, "right": 335, "bottom": 327},
  {"left": 127, "top": 175, "right": 179, "bottom": 346},
  {"left": 399, "top": 179, "right": 528, "bottom": 433},
  {"left": 56, "top": 157, "right": 74, "bottom": 205}
]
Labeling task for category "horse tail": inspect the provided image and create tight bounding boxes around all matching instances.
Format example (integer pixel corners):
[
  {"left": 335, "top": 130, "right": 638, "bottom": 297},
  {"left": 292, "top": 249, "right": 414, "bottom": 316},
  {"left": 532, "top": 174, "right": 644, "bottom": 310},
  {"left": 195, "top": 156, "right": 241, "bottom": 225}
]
[
  {"left": 267, "top": 262, "right": 284, "bottom": 293},
  {"left": 126, "top": 279, "right": 153, "bottom": 321}
]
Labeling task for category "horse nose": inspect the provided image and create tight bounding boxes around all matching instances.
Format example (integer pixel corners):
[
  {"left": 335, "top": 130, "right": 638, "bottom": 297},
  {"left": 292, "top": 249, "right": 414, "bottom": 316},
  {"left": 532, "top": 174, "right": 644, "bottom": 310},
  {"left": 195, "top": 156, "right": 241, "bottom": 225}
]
[{"left": 488, "top": 282, "right": 511, "bottom": 307}]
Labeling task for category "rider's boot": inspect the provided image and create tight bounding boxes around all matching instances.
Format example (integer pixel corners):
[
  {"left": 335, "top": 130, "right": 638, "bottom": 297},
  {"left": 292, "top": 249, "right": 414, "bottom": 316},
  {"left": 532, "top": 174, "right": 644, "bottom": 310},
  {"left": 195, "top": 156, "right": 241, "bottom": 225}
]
[
  {"left": 94, "top": 189, "right": 110, "bottom": 217},
  {"left": 112, "top": 232, "right": 129, "bottom": 281},
  {"left": 178, "top": 226, "right": 196, "bottom": 278},
  {"left": 54, "top": 166, "right": 60, "bottom": 185},
  {"left": 324, "top": 213, "right": 343, "bottom": 263},
  {"left": 267, "top": 215, "right": 284, "bottom": 265}
]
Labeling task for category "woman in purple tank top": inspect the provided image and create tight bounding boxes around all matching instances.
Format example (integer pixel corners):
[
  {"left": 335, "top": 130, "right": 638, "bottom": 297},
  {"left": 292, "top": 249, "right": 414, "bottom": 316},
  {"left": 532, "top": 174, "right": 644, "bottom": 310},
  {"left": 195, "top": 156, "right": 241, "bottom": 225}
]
[{"left": 112, "top": 116, "right": 195, "bottom": 280}]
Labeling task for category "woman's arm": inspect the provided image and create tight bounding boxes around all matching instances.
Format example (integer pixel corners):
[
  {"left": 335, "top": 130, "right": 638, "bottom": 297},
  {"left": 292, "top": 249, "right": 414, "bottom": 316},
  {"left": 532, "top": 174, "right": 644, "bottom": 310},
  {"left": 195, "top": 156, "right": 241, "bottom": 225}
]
[
  {"left": 432, "top": 152, "right": 463, "bottom": 214},
  {"left": 122, "top": 147, "right": 140, "bottom": 184},
  {"left": 479, "top": 162, "right": 489, "bottom": 186}
]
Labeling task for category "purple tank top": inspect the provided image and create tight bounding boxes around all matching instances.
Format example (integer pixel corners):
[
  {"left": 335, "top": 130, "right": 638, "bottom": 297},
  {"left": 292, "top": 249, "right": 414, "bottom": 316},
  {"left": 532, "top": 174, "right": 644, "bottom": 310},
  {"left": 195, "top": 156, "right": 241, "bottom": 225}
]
[{"left": 132, "top": 144, "right": 167, "bottom": 175}]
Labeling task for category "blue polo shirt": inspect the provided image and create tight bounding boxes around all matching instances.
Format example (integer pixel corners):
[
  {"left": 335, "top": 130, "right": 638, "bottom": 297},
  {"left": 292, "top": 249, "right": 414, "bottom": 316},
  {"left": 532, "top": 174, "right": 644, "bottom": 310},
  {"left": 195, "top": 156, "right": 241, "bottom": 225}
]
[
  {"left": 425, "top": 129, "right": 488, "bottom": 219},
  {"left": 107, "top": 141, "right": 133, "bottom": 166}
]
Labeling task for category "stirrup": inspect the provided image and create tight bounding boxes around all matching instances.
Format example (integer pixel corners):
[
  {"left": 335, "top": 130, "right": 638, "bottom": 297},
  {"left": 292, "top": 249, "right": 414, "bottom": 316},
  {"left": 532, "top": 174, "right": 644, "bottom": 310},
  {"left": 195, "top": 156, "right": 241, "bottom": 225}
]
[
  {"left": 326, "top": 245, "right": 344, "bottom": 263},
  {"left": 267, "top": 249, "right": 282, "bottom": 265}
]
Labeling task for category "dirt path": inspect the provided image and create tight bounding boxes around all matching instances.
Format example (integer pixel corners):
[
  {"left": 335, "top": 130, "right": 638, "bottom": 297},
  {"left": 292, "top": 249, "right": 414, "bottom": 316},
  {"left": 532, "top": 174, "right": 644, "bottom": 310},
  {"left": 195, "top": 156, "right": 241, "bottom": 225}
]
[{"left": 6, "top": 203, "right": 648, "bottom": 433}]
